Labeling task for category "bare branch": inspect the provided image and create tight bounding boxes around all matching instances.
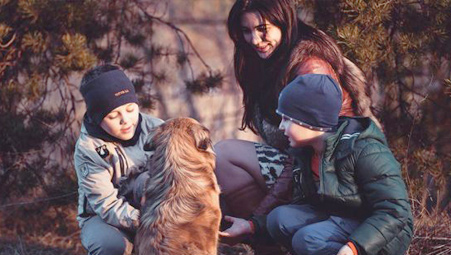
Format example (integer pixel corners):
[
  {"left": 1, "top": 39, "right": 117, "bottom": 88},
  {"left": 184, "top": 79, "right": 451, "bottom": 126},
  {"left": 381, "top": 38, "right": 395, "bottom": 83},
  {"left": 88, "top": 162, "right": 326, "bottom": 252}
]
[{"left": 133, "top": 0, "right": 213, "bottom": 75}]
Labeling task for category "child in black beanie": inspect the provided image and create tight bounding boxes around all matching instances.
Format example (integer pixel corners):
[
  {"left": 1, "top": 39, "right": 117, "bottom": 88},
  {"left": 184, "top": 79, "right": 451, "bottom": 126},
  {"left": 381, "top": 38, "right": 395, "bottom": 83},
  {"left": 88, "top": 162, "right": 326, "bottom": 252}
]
[
  {"left": 265, "top": 73, "right": 413, "bottom": 255},
  {"left": 74, "top": 64, "right": 163, "bottom": 255}
]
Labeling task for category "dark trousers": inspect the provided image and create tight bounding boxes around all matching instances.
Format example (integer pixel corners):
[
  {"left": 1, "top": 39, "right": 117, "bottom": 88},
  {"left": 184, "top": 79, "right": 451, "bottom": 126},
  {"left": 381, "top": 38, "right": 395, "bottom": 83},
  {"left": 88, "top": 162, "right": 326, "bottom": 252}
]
[
  {"left": 80, "top": 172, "right": 151, "bottom": 255},
  {"left": 81, "top": 216, "right": 133, "bottom": 255},
  {"left": 267, "top": 204, "right": 360, "bottom": 255}
]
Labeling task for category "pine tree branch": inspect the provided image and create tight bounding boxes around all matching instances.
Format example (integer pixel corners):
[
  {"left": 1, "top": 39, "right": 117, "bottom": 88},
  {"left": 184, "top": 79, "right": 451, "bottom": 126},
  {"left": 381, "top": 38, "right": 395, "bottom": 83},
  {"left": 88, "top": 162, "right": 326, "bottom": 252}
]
[{"left": 0, "top": 33, "right": 16, "bottom": 48}]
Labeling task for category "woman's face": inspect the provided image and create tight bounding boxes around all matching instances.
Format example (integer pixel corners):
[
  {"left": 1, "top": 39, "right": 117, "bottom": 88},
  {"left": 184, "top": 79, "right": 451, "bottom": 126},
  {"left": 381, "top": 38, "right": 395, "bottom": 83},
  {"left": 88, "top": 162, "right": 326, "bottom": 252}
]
[
  {"left": 240, "top": 11, "right": 282, "bottom": 59},
  {"left": 100, "top": 103, "right": 139, "bottom": 141}
]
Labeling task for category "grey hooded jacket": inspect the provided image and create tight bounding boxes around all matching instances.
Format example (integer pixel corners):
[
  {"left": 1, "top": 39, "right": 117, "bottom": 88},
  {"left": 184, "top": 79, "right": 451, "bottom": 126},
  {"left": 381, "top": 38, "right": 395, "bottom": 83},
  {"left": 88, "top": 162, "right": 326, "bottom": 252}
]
[{"left": 74, "top": 113, "right": 163, "bottom": 231}]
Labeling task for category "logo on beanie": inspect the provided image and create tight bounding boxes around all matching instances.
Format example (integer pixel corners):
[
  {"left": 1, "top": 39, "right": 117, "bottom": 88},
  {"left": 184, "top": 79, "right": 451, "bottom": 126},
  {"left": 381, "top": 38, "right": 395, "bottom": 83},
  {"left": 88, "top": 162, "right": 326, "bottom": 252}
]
[
  {"left": 96, "top": 144, "right": 110, "bottom": 158},
  {"left": 115, "top": 89, "right": 130, "bottom": 97}
]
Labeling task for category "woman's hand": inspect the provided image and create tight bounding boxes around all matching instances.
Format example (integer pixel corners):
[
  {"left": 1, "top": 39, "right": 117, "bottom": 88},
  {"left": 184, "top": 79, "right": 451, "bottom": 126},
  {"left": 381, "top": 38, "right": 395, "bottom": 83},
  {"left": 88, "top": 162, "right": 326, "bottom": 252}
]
[
  {"left": 219, "top": 215, "right": 254, "bottom": 237},
  {"left": 219, "top": 215, "right": 254, "bottom": 246},
  {"left": 337, "top": 244, "right": 354, "bottom": 255}
]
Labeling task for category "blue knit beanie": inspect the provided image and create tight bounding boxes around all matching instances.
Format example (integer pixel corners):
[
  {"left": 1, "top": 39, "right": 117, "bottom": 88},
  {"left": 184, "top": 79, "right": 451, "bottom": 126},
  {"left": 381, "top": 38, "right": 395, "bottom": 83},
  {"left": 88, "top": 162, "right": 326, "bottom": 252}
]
[
  {"left": 80, "top": 69, "right": 138, "bottom": 124},
  {"left": 276, "top": 74, "right": 342, "bottom": 131}
]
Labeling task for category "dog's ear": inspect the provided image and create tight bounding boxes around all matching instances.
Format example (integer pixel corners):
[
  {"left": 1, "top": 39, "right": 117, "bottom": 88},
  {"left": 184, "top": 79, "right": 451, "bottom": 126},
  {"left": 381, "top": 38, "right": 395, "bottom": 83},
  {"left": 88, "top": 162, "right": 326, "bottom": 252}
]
[
  {"left": 197, "top": 137, "right": 211, "bottom": 151},
  {"left": 191, "top": 125, "right": 214, "bottom": 153},
  {"left": 198, "top": 137, "right": 215, "bottom": 155}
]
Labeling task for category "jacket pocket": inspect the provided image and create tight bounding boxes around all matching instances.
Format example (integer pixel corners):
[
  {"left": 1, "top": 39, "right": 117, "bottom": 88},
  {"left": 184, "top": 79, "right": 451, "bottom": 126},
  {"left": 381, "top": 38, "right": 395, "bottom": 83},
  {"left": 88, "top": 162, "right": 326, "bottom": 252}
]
[{"left": 79, "top": 196, "right": 95, "bottom": 218}]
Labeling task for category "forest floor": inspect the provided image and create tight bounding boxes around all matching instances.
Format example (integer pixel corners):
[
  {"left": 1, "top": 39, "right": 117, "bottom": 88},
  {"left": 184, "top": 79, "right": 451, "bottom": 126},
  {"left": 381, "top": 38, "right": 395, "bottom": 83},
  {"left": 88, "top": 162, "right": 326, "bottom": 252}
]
[{"left": 0, "top": 203, "right": 450, "bottom": 255}]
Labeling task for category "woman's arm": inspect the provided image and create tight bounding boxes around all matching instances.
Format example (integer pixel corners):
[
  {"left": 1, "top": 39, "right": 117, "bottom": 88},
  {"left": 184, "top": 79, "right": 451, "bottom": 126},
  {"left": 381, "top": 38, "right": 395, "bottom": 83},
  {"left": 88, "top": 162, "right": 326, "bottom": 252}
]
[{"left": 295, "top": 56, "right": 340, "bottom": 82}]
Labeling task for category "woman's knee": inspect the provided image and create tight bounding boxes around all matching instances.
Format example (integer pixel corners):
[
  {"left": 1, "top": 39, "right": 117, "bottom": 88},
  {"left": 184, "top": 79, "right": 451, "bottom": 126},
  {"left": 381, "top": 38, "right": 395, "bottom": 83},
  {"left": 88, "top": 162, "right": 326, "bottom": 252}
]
[
  {"left": 214, "top": 139, "right": 240, "bottom": 175},
  {"left": 214, "top": 139, "right": 260, "bottom": 184},
  {"left": 214, "top": 139, "right": 236, "bottom": 158},
  {"left": 214, "top": 139, "right": 253, "bottom": 166}
]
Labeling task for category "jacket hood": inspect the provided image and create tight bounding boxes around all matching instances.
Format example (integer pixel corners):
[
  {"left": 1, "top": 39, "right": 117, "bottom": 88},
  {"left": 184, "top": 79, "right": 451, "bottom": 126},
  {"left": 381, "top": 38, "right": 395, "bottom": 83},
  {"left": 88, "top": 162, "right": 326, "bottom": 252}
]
[{"left": 324, "top": 116, "right": 387, "bottom": 160}]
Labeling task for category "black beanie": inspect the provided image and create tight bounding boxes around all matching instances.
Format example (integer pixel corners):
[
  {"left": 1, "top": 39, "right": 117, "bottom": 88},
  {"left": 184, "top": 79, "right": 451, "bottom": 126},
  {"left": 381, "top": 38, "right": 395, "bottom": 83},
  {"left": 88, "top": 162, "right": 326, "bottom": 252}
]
[
  {"left": 276, "top": 74, "right": 342, "bottom": 131},
  {"left": 80, "top": 69, "right": 139, "bottom": 124}
]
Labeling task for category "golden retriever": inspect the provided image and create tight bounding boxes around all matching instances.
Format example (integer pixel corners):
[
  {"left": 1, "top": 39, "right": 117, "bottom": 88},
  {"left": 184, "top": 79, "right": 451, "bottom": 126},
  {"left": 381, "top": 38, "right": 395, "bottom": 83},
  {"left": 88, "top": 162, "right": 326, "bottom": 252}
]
[{"left": 135, "top": 117, "right": 221, "bottom": 255}]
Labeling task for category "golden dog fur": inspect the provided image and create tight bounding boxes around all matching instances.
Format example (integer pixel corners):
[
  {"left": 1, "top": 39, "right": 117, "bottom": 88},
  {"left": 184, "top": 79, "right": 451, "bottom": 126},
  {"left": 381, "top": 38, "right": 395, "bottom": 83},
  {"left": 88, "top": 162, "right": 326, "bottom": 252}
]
[{"left": 135, "top": 117, "right": 221, "bottom": 255}]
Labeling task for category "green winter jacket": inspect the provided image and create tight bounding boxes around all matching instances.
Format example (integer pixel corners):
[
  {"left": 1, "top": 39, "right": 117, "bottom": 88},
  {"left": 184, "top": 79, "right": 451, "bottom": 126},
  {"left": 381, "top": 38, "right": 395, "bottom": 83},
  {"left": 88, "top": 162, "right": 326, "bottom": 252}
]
[{"left": 290, "top": 116, "right": 413, "bottom": 255}]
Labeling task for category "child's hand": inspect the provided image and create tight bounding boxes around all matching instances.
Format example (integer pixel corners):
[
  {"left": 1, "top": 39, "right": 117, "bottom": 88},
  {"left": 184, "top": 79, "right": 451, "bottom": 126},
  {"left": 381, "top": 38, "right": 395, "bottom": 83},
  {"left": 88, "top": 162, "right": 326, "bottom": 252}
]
[{"left": 337, "top": 244, "right": 354, "bottom": 255}]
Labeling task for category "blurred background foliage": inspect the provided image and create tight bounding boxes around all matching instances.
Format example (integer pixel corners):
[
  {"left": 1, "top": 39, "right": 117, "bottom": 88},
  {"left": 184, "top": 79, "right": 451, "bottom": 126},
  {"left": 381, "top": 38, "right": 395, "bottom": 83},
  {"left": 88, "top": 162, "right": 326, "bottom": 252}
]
[
  {"left": 0, "top": 0, "right": 223, "bottom": 204},
  {"left": 1, "top": 0, "right": 450, "bottom": 254}
]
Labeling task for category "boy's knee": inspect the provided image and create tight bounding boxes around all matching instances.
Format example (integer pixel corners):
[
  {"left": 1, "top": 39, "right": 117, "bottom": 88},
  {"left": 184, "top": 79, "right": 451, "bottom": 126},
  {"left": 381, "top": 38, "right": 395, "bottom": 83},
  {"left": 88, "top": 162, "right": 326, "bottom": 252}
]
[
  {"left": 89, "top": 235, "right": 133, "bottom": 255},
  {"left": 292, "top": 229, "right": 326, "bottom": 255},
  {"left": 82, "top": 225, "right": 131, "bottom": 255},
  {"left": 267, "top": 206, "right": 292, "bottom": 240},
  {"left": 88, "top": 237, "right": 129, "bottom": 255}
]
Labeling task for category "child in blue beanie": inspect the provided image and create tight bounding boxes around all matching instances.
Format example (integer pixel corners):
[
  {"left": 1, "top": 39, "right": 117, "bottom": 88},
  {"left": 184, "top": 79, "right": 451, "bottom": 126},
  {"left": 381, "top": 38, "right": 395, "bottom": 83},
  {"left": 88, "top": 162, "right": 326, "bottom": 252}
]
[
  {"left": 265, "top": 74, "right": 413, "bottom": 255},
  {"left": 74, "top": 64, "right": 163, "bottom": 255}
]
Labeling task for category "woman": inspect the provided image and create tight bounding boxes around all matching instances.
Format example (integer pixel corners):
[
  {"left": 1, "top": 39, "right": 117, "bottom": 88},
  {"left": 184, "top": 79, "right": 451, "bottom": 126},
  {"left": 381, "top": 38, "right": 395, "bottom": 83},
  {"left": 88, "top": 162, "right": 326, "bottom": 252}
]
[{"left": 216, "top": 0, "right": 381, "bottom": 247}]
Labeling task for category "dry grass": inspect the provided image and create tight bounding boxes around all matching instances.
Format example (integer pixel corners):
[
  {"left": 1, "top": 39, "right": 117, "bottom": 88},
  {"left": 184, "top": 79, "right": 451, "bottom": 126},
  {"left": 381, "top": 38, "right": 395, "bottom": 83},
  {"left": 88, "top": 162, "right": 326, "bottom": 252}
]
[
  {"left": 0, "top": 204, "right": 254, "bottom": 255},
  {"left": 0, "top": 204, "right": 83, "bottom": 255},
  {"left": 1, "top": 203, "right": 450, "bottom": 255},
  {"left": 0, "top": 239, "right": 253, "bottom": 255},
  {"left": 408, "top": 211, "right": 451, "bottom": 255}
]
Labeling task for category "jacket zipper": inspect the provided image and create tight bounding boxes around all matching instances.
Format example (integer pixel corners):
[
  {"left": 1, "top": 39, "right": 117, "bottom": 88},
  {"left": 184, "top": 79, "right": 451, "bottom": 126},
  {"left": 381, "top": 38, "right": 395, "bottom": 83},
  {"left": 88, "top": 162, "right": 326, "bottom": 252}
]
[
  {"left": 117, "top": 147, "right": 129, "bottom": 170},
  {"left": 115, "top": 147, "right": 125, "bottom": 176},
  {"left": 318, "top": 155, "right": 325, "bottom": 201}
]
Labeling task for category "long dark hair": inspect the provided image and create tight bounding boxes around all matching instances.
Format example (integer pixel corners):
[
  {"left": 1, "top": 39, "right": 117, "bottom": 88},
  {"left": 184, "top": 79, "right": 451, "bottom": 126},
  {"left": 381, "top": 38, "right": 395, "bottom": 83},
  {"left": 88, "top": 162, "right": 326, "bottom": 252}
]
[{"left": 228, "top": 0, "right": 343, "bottom": 132}]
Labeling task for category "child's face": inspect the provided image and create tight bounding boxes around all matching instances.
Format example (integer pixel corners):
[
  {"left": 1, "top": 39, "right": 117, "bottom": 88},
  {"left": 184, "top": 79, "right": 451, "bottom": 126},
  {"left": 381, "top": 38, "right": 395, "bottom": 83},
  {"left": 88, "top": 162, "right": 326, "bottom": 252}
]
[
  {"left": 100, "top": 103, "right": 139, "bottom": 141},
  {"left": 279, "top": 117, "right": 324, "bottom": 147}
]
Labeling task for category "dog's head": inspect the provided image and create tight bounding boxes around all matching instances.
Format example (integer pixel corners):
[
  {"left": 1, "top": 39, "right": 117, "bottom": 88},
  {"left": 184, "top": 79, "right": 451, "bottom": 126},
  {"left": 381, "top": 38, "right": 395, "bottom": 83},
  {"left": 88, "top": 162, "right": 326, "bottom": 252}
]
[{"left": 144, "top": 117, "right": 215, "bottom": 174}]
